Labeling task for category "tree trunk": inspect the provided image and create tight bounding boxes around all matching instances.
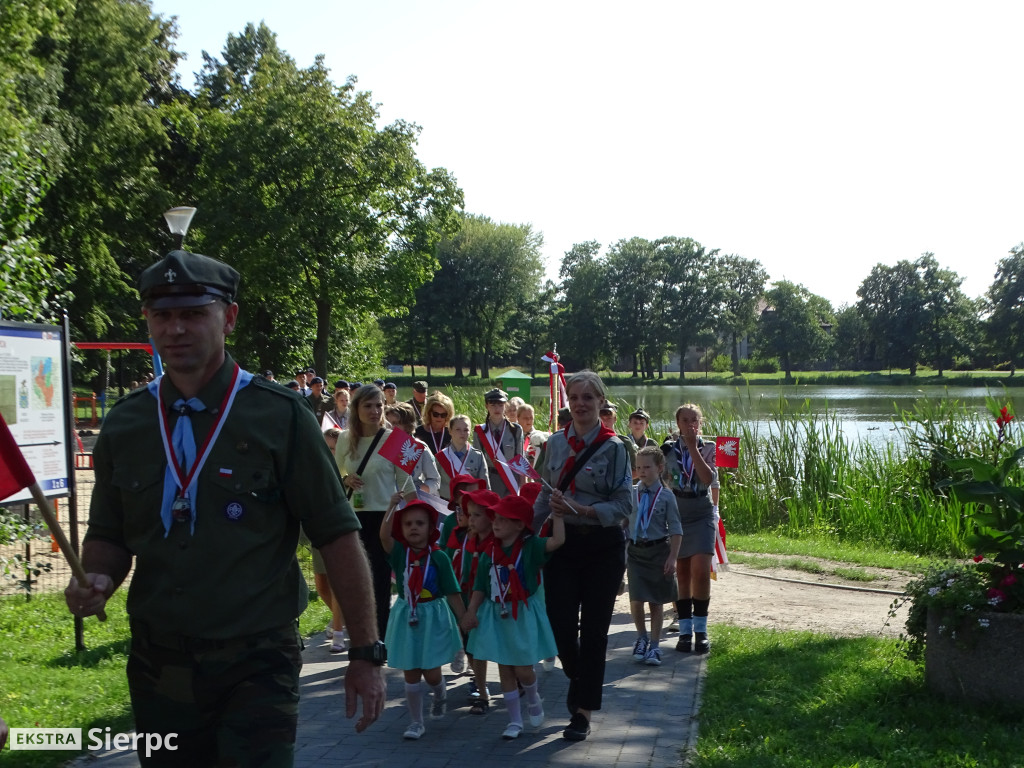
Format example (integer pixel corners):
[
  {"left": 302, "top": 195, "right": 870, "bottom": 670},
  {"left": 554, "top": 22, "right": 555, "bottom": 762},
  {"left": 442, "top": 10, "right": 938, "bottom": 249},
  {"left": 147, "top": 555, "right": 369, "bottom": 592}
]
[
  {"left": 469, "top": 350, "right": 478, "bottom": 378},
  {"left": 678, "top": 335, "right": 688, "bottom": 380},
  {"left": 481, "top": 341, "right": 491, "bottom": 379},
  {"left": 731, "top": 332, "right": 741, "bottom": 376},
  {"left": 453, "top": 334, "right": 464, "bottom": 378},
  {"left": 313, "top": 299, "right": 331, "bottom": 381}
]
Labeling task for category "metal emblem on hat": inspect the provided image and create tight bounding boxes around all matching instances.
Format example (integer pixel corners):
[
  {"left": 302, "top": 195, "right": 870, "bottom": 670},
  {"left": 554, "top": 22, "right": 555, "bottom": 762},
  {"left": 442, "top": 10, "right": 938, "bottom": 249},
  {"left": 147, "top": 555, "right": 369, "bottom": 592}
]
[
  {"left": 225, "top": 501, "right": 244, "bottom": 520},
  {"left": 165, "top": 267, "right": 177, "bottom": 283}
]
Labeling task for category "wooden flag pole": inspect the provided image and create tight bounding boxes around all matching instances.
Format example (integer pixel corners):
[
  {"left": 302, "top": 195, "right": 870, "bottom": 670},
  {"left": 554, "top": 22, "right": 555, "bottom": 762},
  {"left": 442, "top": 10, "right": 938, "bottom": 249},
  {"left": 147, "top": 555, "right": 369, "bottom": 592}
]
[{"left": 27, "top": 481, "right": 106, "bottom": 621}]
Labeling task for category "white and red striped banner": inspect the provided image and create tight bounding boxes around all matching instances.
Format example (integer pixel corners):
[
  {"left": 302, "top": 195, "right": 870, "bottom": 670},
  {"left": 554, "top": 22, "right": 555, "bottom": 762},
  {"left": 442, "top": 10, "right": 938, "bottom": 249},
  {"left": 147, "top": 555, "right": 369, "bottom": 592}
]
[{"left": 541, "top": 349, "right": 567, "bottom": 430}]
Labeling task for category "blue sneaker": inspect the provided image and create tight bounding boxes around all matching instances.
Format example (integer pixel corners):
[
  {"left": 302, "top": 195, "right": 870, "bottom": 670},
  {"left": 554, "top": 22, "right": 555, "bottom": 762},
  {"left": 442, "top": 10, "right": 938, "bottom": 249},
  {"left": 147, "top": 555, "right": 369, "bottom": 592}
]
[
  {"left": 644, "top": 646, "right": 663, "bottom": 666},
  {"left": 632, "top": 635, "right": 649, "bottom": 661}
]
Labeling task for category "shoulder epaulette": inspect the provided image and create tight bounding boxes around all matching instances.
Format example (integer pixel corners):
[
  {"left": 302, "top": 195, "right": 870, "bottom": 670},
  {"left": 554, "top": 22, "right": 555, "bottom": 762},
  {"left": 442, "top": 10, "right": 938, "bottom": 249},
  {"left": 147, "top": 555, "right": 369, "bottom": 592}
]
[{"left": 251, "top": 375, "right": 305, "bottom": 401}]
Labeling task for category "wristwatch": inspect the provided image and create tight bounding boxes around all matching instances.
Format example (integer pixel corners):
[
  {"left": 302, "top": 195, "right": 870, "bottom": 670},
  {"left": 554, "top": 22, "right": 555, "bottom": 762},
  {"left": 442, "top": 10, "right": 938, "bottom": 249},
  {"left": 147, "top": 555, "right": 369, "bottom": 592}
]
[{"left": 348, "top": 640, "right": 387, "bottom": 666}]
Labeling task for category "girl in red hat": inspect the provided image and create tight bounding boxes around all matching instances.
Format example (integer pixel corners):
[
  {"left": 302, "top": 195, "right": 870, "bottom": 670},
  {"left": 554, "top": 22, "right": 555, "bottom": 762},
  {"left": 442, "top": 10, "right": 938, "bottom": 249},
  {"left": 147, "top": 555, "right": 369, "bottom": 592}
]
[
  {"left": 439, "top": 475, "right": 487, "bottom": 676},
  {"left": 460, "top": 495, "right": 566, "bottom": 740},
  {"left": 380, "top": 501, "right": 466, "bottom": 740}
]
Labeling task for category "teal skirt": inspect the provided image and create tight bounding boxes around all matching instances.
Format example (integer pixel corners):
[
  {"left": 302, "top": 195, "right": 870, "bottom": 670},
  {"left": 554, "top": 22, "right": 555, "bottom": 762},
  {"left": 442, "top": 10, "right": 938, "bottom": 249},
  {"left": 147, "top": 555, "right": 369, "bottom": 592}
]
[
  {"left": 385, "top": 597, "right": 462, "bottom": 671},
  {"left": 467, "top": 585, "right": 557, "bottom": 666}
]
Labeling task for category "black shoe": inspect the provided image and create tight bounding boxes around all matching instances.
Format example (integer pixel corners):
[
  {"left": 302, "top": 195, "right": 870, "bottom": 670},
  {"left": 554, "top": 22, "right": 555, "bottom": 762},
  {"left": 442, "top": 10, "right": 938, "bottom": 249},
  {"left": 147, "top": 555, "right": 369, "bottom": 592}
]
[
  {"left": 562, "top": 712, "right": 590, "bottom": 741},
  {"left": 676, "top": 635, "right": 692, "bottom": 653},
  {"left": 693, "top": 632, "right": 710, "bottom": 654}
]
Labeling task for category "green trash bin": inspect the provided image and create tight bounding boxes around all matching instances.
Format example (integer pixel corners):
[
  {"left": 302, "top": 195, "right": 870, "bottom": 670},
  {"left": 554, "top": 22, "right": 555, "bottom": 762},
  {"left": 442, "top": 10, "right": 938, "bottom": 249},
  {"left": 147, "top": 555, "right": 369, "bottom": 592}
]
[{"left": 494, "top": 369, "right": 532, "bottom": 402}]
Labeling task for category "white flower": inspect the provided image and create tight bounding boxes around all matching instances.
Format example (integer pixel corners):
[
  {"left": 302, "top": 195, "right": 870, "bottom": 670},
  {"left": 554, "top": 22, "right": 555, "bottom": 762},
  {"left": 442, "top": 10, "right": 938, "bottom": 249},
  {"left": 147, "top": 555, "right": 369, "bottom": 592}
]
[
  {"left": 988, "top": 595, "right": 1003, "bottom": 606},
  {"left": 928, "top": 587, "right": 941, "bottom": 597},
  {"left": 963, "top": 604, "right": 974, "bottom": 611},
  {"left": 979, "top": 618, "right": 990, "bottom": 628},
  {"left": 946, "top": 579, "right": 956, "bottom": 587}
]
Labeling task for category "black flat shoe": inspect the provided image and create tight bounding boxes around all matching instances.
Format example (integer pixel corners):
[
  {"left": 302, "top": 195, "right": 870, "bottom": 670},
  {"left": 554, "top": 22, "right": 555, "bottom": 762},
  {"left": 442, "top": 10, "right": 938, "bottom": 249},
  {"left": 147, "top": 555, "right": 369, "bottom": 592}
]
[
  {"left": 676, "top": 635, "right": 692, "bottom": 653},
  {"left": 693, "top": 632, "right": 710, "bottom": 654},
  {"left": 562, "top": 712, "right": 590, "bottom": 741}
]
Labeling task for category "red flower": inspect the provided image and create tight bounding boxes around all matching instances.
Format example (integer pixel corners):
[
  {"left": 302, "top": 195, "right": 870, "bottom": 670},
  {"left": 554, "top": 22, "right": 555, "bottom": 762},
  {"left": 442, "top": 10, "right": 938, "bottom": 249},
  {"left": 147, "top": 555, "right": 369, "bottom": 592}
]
[
  {"left": 987, "top": 587, "right": 1007, "bottom": 605},
  {"left": 999, "top": 573, "right": 1018, "bottom": 588},
  {"left": 973, "top": 554, "right": 985, "bottom": 562}
]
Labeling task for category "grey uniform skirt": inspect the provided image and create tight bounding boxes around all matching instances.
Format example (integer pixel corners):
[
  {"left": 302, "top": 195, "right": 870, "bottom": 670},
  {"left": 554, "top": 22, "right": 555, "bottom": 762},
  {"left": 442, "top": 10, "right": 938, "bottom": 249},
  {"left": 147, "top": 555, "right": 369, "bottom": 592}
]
[
  {"left": 627, "top": 540, "right": 677, "bottom": 603},
  {"left": 674, "top": 491, "right": 715, "bottom": 558}
]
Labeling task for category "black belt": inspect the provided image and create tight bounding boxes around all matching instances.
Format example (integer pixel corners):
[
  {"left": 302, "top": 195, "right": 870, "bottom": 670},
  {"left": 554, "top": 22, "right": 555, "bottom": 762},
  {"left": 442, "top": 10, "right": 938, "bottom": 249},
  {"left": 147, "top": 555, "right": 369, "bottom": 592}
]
[
  {"left": 673, "top": 489, "right": 708, "bottom": 499},
  {"left": 630, "top": 537, "right": 669, "bottom": 548},
  {"left": 131, "top": 620, "right": 295, "bottom": 653}
]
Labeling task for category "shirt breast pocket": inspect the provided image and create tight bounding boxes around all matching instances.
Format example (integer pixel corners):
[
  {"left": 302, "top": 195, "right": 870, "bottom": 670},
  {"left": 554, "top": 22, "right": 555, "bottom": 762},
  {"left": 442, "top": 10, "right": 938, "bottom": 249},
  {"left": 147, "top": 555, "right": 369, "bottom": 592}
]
[
  {"left": 582, "top": 452, "right": 614, "bottom": 494},
  {"left": 206, "top": 462, "right": 282, "bottom": 526},
  {"left": 110, "top": 463, "right": 164, "bottom": 540}
]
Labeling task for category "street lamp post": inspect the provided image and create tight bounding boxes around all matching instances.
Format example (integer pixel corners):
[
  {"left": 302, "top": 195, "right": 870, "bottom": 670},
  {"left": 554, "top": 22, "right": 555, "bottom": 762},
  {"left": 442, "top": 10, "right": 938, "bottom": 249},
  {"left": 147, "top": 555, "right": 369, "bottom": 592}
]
[{"left": 162, "top": 206, "right": 197, "bottom": 249}]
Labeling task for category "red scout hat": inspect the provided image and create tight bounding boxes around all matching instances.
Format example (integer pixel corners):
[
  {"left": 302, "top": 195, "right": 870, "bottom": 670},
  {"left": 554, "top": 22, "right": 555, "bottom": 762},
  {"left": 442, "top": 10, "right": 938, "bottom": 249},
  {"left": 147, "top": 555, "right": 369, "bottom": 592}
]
[
  {"left": 490, "top": 494, "right": 535, "bottom": 533},
  {"left": 448, "top": 474, "right": 487, "bottom": 510},
  {"left": 390, "top": 501, "right": 441, "bottom": 547},
  {"left": 518, "top": 482, "right": 541, "bottom": 507},
  {"left": 462, "top": 488, "right": 501, "bottom": 516}
]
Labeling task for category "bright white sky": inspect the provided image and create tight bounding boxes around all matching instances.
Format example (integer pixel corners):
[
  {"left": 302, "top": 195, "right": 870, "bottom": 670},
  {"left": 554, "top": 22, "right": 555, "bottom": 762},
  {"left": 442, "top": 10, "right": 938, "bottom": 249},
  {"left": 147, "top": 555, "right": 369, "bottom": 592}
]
[{"left": 149, "top": 0, "right": 1024, "bottom": 307}]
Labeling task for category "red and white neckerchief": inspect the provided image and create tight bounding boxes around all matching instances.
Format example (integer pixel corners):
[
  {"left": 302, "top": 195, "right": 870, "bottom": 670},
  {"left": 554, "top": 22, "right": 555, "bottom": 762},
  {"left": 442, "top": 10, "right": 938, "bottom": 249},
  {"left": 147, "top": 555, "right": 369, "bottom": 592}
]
[
  {"left": 557, "top": 423, "right": 615, "bottom": 493},
  {"left": 438, "top": 444, "right": 469, "bottom": 480},
  {"left": 156, "top": 364, "right": 245, "bottom": 532},
  {"left": 490, "top": 535, "right": 528, "bottom": 618},
  {"left": 475, "top": 421, "right": 518, "bottom": 495},
  {"left": 405, "top": 545, "right": 434, "bottom": 620}
]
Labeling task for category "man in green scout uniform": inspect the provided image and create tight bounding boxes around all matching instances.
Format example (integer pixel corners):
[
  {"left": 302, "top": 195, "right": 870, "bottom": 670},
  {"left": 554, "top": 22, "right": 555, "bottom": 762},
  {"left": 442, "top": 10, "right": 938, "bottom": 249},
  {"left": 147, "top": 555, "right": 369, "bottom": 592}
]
[
  {"left": 601, "top": 400, "right": 637, "bottom": 475},
  {"left": 64, "top": 249, "right": 386, "bottom": 767},
  {"left": 472, "top": 387, "right": 525, "bottom": 498},
  {"left": 406, "top": 380, "right": 428, "bottom": 426},
  {"left": 306, "top": 376, "right": 333, "bottom": 424}
]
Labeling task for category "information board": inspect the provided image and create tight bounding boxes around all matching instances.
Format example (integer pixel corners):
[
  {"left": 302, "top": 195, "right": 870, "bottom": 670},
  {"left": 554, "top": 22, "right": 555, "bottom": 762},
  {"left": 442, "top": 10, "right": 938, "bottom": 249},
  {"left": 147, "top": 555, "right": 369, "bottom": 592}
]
[{"left": 0, "top": 320, "right": 71, "bottom": 504}]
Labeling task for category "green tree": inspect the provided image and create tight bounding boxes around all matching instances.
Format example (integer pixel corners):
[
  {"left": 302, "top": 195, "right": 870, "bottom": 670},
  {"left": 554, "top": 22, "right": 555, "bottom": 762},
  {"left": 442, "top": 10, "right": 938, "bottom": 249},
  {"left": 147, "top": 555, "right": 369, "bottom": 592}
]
[
  {"left": 857, "top": 260, "right": 927, "bottom": 373},
  {"left": 191, "top": 24, "right": 463, "bottom": 375},
  {"left": 986, "top": 245, "right": 1024, "bottom": 376},
  {"left": 649, "top": 237, "right": 719, "bottom": 380},
  {"left": 605, "top": 238, "right": 659, "bottom": 377},
  {"left": 832, "top": 304, "right": 871, "bottom": 369},
  {"left": 557, "top": 241, "right": 611, "bottom": 371},
  {"left": 712, "top": 254, "right": 767, "bottom": 376},
  {"left": 758, "top": 280, "right": 834, "bottom": 379},
  {"left": 917, "top": 253, "right": 974, "bottom": 376},
  {"left": 34, "top": 0, "right": 181, "bottom": 341},
  {"left": 0, "top": 0, "right": 73, "bottom": 321}
]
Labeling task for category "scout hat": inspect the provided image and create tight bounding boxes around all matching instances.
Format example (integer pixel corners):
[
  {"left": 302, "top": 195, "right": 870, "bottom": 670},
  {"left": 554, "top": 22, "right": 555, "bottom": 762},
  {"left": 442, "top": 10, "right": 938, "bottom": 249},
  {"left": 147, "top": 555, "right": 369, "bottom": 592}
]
[
  {"left": 490, "top": 494, "right": 534, "bottom": 533},
  {"left": 139, "top": 250, "right": 239, "bottom": 309},
  {"left": 412, "top": 381, "right": 428, "bottom": 393},
  {"left": 599, "top": 400, "right": 616, "bottom": 414},
  {"left": 483, "top": 388, "right": 509, "bottom": 403},
  {"left": 518, "top": 481, "right": 542, "bottom": 507},
  {"left": 384, "top": 382, "right": 397, "bottom": 390},
  {"left": 310, "top": 377, "right": 324, "bottom": 386},
  {"left": 629, "top": 408, "right": 651, "bottom": 422},
  {"left": 448, "top": 474, "right": 487, "bottom": 510},
  {"left": 462, "top": 488, "right": 501, "bottom": 516},
  {"left": 390, "top": 501, "right": 441, "bottom": 547}
]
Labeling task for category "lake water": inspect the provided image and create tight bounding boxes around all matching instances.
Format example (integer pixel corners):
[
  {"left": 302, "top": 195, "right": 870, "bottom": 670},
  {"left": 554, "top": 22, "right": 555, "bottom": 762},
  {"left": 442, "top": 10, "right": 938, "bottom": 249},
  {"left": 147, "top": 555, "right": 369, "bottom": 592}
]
[{"left": 457, "top": 382, "right": 1024, "bottom": 448}]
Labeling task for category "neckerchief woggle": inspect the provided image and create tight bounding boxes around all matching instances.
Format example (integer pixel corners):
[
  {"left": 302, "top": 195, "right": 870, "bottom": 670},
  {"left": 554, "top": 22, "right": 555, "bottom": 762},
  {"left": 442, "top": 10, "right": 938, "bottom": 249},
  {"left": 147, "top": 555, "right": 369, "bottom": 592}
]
[
  {"left": 405, "top": 545, "right": 435, "bottom": 623},
  {"left": 150, "top": 364, "right": 253, "bottom": 536},
  {"left": 635, "top": 483, "right": 663, "bottom": 541},
  {"left": 490, "top": 535, "right": 528, "bottom": 619},
  {"left": 674, "top": 437, "right": 704, "bottom": 490}
]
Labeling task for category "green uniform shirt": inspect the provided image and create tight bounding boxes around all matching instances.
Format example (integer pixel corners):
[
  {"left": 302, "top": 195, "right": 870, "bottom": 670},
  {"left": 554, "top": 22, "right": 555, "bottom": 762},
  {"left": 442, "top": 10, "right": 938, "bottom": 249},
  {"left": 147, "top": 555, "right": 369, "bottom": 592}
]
[{"left": 85, "top": 355, "right": 360, "bottom": 638}]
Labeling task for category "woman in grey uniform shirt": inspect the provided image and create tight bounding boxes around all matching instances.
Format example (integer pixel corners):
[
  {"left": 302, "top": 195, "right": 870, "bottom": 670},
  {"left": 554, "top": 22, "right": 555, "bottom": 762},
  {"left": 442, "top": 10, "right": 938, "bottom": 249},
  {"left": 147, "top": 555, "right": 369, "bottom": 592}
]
[{"left": 533, "top": 370, "right": 633, "bottom": 742}]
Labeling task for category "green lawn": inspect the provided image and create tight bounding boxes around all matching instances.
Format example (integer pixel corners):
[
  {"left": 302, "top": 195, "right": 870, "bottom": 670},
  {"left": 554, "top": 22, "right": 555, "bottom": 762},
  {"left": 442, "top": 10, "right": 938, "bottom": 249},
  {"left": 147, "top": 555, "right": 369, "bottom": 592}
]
[
  {"left": 0, "top": 592, "right": 329, "bottom": 767},
  {"left": 696, "top": 625, "right": 1024, "bottom": 767}
]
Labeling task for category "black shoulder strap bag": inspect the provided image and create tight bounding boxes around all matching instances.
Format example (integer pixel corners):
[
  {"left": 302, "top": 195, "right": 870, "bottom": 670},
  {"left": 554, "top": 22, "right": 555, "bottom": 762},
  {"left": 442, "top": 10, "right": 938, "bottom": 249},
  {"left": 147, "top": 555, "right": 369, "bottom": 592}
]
[{"left": 346, "top": 428, "right": 386, "bottom": 500}]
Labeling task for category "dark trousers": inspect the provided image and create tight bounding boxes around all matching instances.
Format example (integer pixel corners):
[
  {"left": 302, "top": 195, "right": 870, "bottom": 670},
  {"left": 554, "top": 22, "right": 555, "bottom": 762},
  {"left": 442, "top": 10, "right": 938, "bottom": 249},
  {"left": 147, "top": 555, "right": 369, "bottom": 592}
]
[
  {"left": 357, "top": 510, "right": 391, "bottom": 639},
  {"left": 126, "top": 624, "right": 300, "bottom": 767},
  {"left": 544, "top": 524, "right": 626, "bottom": 712}
]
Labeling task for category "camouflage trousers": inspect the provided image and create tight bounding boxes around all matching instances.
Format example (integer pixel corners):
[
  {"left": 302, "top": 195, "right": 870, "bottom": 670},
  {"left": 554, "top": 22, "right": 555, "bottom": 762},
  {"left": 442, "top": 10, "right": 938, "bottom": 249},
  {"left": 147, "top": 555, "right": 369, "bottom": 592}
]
[{"left": 126, "top": 622, "right": 303, "bottom": 767}]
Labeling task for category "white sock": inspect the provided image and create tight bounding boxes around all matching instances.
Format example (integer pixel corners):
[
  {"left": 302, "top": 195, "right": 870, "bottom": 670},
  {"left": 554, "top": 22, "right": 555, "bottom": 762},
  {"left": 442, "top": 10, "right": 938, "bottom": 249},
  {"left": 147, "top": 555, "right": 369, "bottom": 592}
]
[
  {"left": 406, "top": 683, "right": 424, "bottom": 724},
  {"left": 503, "top": 689, "right": 523, "bottom": 726},
  {"left": 522, "top": 680, "right": 541, "bottom": 712},
  {"left": 431, "top": 680, "right": 446, "bottom": 701}
]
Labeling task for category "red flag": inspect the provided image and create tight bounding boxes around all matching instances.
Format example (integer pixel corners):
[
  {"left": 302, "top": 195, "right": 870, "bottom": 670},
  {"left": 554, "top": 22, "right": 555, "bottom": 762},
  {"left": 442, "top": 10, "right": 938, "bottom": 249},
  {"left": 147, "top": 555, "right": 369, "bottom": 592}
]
[
  {"left": 715, "top": 436, "right": 740, "bottom": 469},
  {"left": 379, "top": 429, "right": 425, "bottom": 475},
  {"left": 507, "top": 454, "right": 540, "bottom": 480},
  {"left": 0, "top": 413, "right": 36, "bottom": 500}
]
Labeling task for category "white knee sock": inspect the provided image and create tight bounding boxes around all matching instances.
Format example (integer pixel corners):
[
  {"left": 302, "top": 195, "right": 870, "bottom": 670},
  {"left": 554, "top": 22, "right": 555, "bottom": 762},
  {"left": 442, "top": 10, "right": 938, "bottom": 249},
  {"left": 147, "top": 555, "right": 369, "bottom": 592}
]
[
  {"left": 406, "top": 683, "right": 424, "bottom": 723},
  {"left": 503, "top": 689, "right": 523, "bottom": 726}
]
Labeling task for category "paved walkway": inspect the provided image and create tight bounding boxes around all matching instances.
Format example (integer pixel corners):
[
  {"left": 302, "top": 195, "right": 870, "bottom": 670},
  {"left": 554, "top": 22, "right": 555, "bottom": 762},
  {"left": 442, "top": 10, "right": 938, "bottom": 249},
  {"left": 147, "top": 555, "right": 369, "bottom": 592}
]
[{"left": 71, "top": 593, "right": 706, "bottom": 767}]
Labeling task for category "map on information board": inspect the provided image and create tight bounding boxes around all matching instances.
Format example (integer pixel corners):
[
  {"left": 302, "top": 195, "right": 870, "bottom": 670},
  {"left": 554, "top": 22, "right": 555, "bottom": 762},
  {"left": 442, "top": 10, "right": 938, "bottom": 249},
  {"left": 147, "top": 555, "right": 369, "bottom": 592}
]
[{"left": 0, "top": 321, "right": 70, "bottom": 504}]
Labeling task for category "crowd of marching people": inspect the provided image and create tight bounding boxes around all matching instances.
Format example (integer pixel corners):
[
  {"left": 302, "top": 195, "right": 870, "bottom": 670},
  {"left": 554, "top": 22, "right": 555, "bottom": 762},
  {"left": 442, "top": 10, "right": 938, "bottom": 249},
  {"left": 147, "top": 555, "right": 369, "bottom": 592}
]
[{"left": 299, "top": 373, "right": 726, "bottom": 744}]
